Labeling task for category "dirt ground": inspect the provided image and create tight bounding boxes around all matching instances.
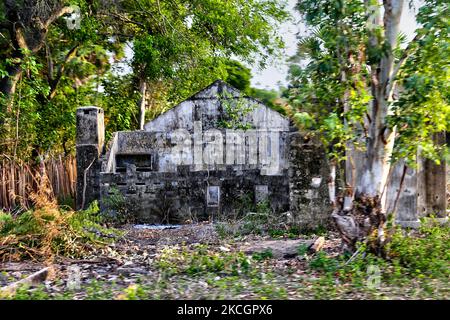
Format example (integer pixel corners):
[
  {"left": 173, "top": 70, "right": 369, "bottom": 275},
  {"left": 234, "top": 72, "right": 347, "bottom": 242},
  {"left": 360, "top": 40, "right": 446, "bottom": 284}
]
[
  {"left": 0, "top": 223, "right": 342, "bottom": 297},
  {"left": 1, "top": 223, "right": 445, "bottom": 300}
]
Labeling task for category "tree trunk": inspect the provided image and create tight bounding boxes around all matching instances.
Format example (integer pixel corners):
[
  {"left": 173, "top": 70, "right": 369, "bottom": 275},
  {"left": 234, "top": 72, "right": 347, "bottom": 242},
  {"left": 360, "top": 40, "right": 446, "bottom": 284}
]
[
  {"left": 358, "top": 0, "right": 402, "bottom": 200},
  {"left": 0, "top": 3, "right": 74, "bottom": 100},
  {"left": 138, "top": 79, "right": 147, "bottom": 130},
  {"left": 333, "top": 0, "right": 404, "bottom": 253},
  {"left": 0, "top": 63, "right": 22, "bottom": 99}
]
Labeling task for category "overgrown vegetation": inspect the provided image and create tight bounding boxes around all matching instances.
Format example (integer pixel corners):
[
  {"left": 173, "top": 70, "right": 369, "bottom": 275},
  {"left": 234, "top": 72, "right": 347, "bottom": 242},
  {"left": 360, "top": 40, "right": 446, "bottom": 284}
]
[
  {"left": 0, "top": 0, "right": 289, "bottom": 159},
  {"left": 217, "top": 94, "right": 256, "bottom": 130},
  {"left": 215, "top": 200, "right": 279, "bottom": 238},
  {"left": 155, "top": 244, "right": 252, "bottom": 277},
  {"left": 304, "top": 221, "right": 449, "bottom": 296},
  {"left": 0, "top": 0, "right": 448, "bottom": 301},
  {"left": 3, "top": 220, "right": 448, "bottom": 300},
  {"left": 0, "top": 175, "right": 120, "bottom": 262},
  {"left": 100, "top": 187, "right": 135, "bottom": 226},
  {"left": 215, "top": 199, "right": 327, "bottom": 239}
]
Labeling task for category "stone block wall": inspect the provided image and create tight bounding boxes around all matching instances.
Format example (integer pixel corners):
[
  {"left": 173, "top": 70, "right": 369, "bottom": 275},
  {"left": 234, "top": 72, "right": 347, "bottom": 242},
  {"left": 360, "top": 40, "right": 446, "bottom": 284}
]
[
  {"left": 288, "top": 131, "right": 331, "bottom": 229},
  {"left": 97, "top": 128, "right": 291, "bottom": 223}
]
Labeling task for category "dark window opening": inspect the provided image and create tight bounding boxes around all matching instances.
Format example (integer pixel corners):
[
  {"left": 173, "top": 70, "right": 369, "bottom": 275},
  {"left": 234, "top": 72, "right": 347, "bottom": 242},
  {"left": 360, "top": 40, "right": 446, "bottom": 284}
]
[{"left": 115, "top": 154, "right": 157, "bottom": 172}]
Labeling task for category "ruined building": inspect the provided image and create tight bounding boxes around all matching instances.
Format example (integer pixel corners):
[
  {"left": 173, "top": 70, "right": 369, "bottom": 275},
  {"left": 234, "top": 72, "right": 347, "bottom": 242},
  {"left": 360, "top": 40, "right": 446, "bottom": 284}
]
[
  {"left": 76, "top": 80, "right": 330, "bottom": 226},
  {"left": 76, "top": 80, "right": 447, "bottom": 227}
]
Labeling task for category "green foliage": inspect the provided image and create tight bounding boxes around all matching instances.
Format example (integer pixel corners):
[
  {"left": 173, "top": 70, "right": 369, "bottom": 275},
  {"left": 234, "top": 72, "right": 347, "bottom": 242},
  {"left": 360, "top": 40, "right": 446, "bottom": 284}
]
[
  {"left": 11, "top": 284, "right": 54, "bottom": 300},
  {"left": 252, "top": 249, "right": 274, "bottom": 261},
  {"left": 217, "top": 94, "right": 256, "bottom": 130},
  {"left": 223, "top": 60, "right": 252, "bottom": 94},
  {"left": 0, "top": 201, "right": 121, "bottom": 261},
  {"left": 288, "top": 0, "right": 449, "bottom": 167},
  {"left": 239, "top": 210, "right": 271, "bottom": 236},
  {"left": 101, "top": 74, "right": 140, "bottom": 139},
  {"left": 293, "top": 112, "right": 316, "bottom": 130},
  {"left": 216, "top": 198, "right": 327, "bottom": 239},
  {"left": 0, "top": 0, "right": 289, "bottom": 159},
  {"left": 155, "top": 245, "right": 251, "bottom": 276},
  {"left": 221, "top": 59, "right": 287, "bottom": 115},
  {"left": 4, "top": 223, "right": 450, "bottom": 300},
  {"left": 304, "top": 222, "right": 449, "bottom": 292},
  {"left": 388, "top": 3, "right": 450, "bottom": 165},
  {"left": 119, "top": 284, "right": 148, "bottom": 300},
  {"left": 309, "top": 251, "right": 339, "bottom": 273},
  {"left": 100, "top": 187, "right": 135, "bottom": 225},
  {"left": 286, "top": 0, "right": 369, "bottom": 163},
  {"left": 297, "top": 243, "right": 310, "bottom": 256},
  {"left": 250, "top": 87, "right": 286, "bottom": 115},
  {"left": 385, "top": 220, "right": 450, "bottom": 279}
]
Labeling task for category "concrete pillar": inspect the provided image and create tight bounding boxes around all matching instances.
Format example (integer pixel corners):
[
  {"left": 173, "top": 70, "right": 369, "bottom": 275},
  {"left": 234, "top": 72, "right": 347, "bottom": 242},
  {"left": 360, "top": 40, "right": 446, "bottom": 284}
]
[
  {"left": 387, "top": 132, "right": 448, "bottom": 227},
  {"left": 288, "top": 131, "right": 331, "bottom": 229},
  {"left": 417, "top": 132, "right": 447, "bottom": 219},
  {"left": 386, "top": 161, "right": 420, "bottom": 228},
  {"left": 76, "top": 107, "right": 105, "bottom": 210}
]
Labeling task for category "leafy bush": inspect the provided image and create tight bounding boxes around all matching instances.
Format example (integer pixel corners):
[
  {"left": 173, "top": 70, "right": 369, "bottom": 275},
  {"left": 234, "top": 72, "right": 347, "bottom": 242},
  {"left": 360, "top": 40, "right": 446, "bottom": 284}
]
[
  {"left": 0, "top": 200, "right": 121, "bottom": 261},
  {"left": 252, "top": 249, "right": 273, "bottom": 261},
  {"left": 100, "top": 187, "right": 135, "bottom": 225},
  {"left": 306, "top": 221, "right": 449, "bottom": 290},
  {"left": 309, "top": 251, "right": 339, "bottom": 273},
  {"left": 385, "top": 220, "right": 450, "bottom": 279}
]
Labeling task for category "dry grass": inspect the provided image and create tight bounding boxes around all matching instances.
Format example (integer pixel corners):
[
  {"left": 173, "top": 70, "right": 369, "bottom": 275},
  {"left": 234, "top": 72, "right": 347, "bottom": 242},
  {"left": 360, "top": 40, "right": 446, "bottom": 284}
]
[
  {"left": 0, "top": 155, "right": 76, "bottom": 210},
  {"left": 0, "top": 170, "right": 119, "bottom": 263}
]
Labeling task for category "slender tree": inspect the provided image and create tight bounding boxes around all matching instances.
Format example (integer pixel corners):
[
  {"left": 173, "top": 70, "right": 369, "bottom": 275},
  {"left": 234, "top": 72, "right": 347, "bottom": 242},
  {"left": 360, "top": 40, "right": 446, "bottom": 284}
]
[{"left": 289, "top": 0, "right": 449, "bottom": 251}]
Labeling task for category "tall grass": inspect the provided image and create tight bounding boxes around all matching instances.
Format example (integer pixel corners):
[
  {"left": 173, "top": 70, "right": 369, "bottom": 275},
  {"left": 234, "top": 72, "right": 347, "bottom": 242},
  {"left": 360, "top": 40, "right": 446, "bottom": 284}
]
[
  {"left": 0, "top": 155, "right": 76, "bottom": 210},
  {"left": 0, "top": 171, "right": 120, "bottom": 262}
]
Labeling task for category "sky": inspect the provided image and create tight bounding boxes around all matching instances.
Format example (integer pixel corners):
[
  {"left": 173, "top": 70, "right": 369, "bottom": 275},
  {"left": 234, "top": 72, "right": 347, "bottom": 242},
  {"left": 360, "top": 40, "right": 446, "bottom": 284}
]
[{"left": 250, "top": 0, "right": 421, "bottom": 90}]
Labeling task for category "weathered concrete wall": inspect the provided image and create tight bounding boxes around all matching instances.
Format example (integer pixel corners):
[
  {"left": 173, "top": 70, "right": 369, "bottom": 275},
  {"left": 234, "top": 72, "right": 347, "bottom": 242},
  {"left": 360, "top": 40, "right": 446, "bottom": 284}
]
[
  {"left": 99, "top": 165, "right": 290, "bottom": 223},
  {"left": 288, "top": 132, "right": 331, "bottom": 229},
  {"left": 367, "top": 133, "right": 448, "bottom": 227},
  {"left": 385, "top": 161, "right": 420, "bottom": 227},
  {"left": 417, "top": 133, "right": 447, "bottom": 219}
]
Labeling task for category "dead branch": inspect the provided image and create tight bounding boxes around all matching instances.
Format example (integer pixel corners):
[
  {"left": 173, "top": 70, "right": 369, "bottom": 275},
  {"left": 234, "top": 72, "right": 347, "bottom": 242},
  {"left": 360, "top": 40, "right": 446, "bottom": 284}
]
[{"left": 0, "top": 267, "right": 49, "bottom": 297}]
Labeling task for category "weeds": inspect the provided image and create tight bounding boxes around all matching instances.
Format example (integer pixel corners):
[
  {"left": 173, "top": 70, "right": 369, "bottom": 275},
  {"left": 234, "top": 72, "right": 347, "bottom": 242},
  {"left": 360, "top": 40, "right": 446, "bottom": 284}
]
[
  {"left": 155, "top": 244, "right": 251, "bottom": 276},
  {"left": 215, "top": 200, "right": 288, "bottom": 238},
  {"left": 0, "top": 174, "right": 121, "bottom": 262},
  {"left": 101, "top": 187, "right": 135, "bottom": 225},
  {"left": 252, "top": 249, "right": 273, "bottom": 261},
  {"left": 215, "top": 199, "right": 329, "bottom": 240},
  {"left": 303, "top": 221, "right": 449, "bottom": 296},
  {"left": 385, "top": 219, "right": 450, "bottom": 279}
]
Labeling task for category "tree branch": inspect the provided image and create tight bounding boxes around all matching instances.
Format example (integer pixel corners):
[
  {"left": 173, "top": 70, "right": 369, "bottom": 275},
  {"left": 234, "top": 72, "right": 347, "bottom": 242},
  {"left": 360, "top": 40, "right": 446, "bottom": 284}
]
[
  {"left": 104, "top": 12, "right": 146, "bottom": 28},
  {"left": 385, "top": 33, "right": 422, "bottom": 98},
  {"left": 48, "top": 44, "right": 79, "bottom": 100},
  {"left": 45, "top": 41, "right": 54, "bottom": 83},
  {"left": 44, "top": 6, "right": 75, "bottom": 29}
]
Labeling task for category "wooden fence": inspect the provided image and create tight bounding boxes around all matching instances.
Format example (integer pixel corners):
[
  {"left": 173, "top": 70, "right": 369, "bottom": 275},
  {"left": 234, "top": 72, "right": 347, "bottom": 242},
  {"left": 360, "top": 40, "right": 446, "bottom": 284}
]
[{"left": 0, "top": 156, "right": 76, "bottom": 211}]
